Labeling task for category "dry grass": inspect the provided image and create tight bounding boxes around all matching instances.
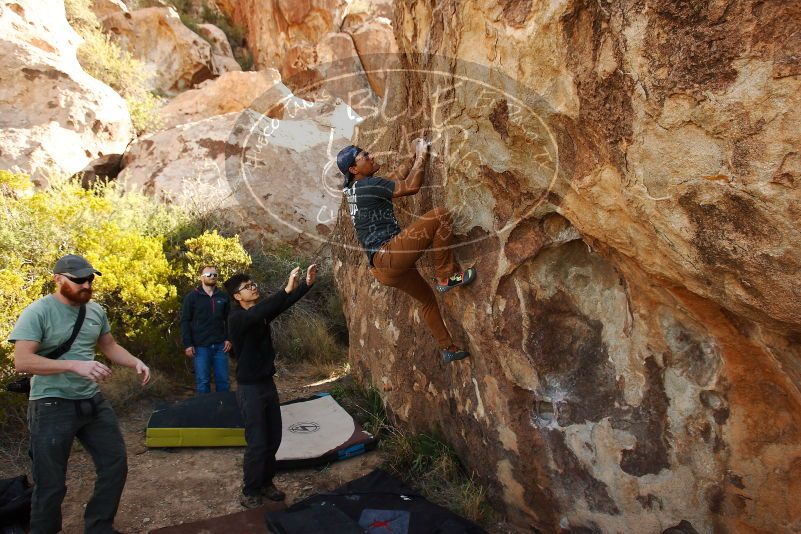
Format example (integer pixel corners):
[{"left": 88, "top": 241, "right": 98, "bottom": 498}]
[
  {"left": 331, "top": 383, "right": 495, "bottom": 526},
  {"left": 269, "top": 267, "right": 349, "bottom": 378},
  {"left": 0, "top": 367, "right": 175, "bottom": 478},
  {"left": 100, "top": 367, "right": 172, "bottom": 413},
  {"left": 275, "top": 314, "right": 345, "bottom": 366},
  {"left": 0, "top": 390, "right": 28, "bottom": 477},
  {"left": 382, "top": 429, "right": 494, "bottom": 524}
]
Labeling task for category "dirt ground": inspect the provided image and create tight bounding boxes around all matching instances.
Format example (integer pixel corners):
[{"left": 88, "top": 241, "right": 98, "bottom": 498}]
[
  {"left": 2, "top": 364, "right": 522, "bottom": 533},
  {"left": 79, "top": 366, "right": 390, "bottom": 533}
]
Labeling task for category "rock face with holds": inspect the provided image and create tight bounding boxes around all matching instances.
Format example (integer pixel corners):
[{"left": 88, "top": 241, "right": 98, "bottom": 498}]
[{"left": 333, "top": 1, "right": 801, "bottom": 532}]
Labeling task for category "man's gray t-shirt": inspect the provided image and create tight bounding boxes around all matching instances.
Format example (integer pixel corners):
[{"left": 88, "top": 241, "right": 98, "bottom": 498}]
[
  {"left": 343, "top": 177, "right": 401, "bottom": 261},
  {"left": 8, "top": 295, "right": 111, "bottom": 400}
]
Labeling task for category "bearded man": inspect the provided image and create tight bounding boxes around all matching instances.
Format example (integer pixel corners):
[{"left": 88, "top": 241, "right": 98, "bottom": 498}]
[{"left": 10, "top": 254, "right": 150, "bottom": 534}]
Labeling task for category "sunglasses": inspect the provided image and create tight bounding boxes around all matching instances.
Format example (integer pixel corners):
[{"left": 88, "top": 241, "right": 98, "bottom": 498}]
[
  {"left": 235, "top": 282, "right": 258, "bottom": 294},
  {"left": 202, "top": 273, "right": 219, "bottom": 278},
  {"left": 62, "top": 274, "right": 95, "bottom": 285},
  {"left": 355, "top": 151, "right": 370, "bottom": 162}
]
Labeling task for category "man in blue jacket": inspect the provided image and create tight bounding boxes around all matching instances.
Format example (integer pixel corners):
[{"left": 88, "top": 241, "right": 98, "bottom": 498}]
[
  {"left": 181, "top": 265, "right": 231, "bottom": 394},
  {"left": 224, "top": 263, "right": 317, "bottom": 508}
]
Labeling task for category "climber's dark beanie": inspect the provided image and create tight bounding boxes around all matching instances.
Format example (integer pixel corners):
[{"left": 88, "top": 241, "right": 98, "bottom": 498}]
[{"left": 337, "top": 145, "right": 360, "bottom": 188}]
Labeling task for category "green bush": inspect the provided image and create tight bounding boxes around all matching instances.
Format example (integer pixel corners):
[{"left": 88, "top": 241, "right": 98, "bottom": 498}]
[
  {"left": 0, "top": 172, "right": 252, "bottom": 383},
  {"left": 0, "top": 170, "right": 30, "bottom": 193},
  {"left": 77, "top": 31, "right": 145, "bottom": 92},
  {"left": 236, "top": 49, "right": 254, "bottom": 71},
  {"left": 200, "top": 4, "right": 245, "bottom": 47},
  {"left": 179, "top": 12, "right": 201, "bottom": 34},
  {"left": 170, "top": 0, "right": 251, "bottom": 70},
  {"left": 182, "top": 230, "right": 251, "bottom": 283},
  {"left": 0, "top": 171, "right": 351, "bottom": 445},
  {"left": 133, "top": 0, "right": 252, "bottom": 71},
  {"left": 125, "top": 92, "right": 164, "bottom": 134}
]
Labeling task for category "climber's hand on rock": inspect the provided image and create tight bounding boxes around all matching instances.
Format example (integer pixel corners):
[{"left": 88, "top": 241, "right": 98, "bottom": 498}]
[{"left": 413, "top": 137, "right": 430, "bottom": 159}]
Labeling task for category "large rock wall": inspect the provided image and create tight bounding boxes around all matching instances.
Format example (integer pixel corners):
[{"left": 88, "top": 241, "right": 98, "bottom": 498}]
[{"left": 333, "top": 1, "right": 801, "bottom": 532}]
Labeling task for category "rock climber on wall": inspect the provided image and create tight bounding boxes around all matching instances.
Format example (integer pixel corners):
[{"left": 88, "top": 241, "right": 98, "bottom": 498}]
[{"left": 337, "top": 139, "right": 476, "bottom": 363}]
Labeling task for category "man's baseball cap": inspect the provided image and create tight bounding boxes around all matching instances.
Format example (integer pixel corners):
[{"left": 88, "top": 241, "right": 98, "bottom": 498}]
[
  {"left": 337, "top": 145, "right": 360, "bottom": 187},
  {"left": 53, "top": 254, "right": 102, "bottom": 277}
]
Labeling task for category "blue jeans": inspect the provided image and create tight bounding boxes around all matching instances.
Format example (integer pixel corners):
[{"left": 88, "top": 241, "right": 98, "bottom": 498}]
[{"left": 194, "top": 342, "right": 230, "bottom": 394}]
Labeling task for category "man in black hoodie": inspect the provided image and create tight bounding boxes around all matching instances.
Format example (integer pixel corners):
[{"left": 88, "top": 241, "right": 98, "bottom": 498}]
[{"left": 224, "top": 263, "right": 318, "bottom": 508}]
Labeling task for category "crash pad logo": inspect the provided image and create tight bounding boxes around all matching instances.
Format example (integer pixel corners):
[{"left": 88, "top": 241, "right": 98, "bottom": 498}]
[
  {"left": 225, "top": 53, "right": 570, "bottom": 256},
  {"left": 289, "top": 422, "right": 320, "bottom": 434}
]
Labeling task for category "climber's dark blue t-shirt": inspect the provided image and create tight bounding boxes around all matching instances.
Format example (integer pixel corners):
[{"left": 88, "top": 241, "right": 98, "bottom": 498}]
[{"left": 343, "top": 177, "right": 401, "bottom": 262}]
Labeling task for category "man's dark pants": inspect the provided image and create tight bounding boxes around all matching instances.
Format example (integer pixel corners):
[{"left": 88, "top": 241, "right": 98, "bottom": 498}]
[
  {"left": 27, "top": 393, "right": 127, "bottom": 534},
  {"left": 236, "top": 380, "right": 282, "bottom": 496}
]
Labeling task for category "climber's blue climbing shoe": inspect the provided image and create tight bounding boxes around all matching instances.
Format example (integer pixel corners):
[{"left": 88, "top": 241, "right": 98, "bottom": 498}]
[{"left": 441, "top": 346, "right": 469, "bottom": 363}]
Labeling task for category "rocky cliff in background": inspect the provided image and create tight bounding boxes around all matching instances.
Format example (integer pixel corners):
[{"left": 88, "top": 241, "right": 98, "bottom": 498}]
[
  {"left": 119, "top": 98, "right": 360, "bottom": 253},
  {"left": 214, "top": 0, "right": 396, "bottom": 98},
  {"left": 0, "top": 0, "right": 132, "bottom": 179},
  {"left": 102, "top": 7, "right": 217, "bottom": 94},
  {"left": 333, "top": 1, "right": 801, "bottom": 532}
]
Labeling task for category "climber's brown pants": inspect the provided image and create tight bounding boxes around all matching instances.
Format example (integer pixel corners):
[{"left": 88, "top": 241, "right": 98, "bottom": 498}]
[{"left": 370, "top": 207, "right": 458, "bottom": 349}]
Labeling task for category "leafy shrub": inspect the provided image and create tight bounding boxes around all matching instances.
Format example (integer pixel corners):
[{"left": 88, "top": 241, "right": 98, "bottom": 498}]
[
  {"left": 0, "top": 170, "right": 30, "bottom": 193},
  {"left": 125, "top": 92, "right": 165, "bottom": 134},
  {"left": 200, "top": 4, "right": 245, "bottom": 47},
  {"left": 182, "top": 230, "right": 251, "bottom": 283},
  {"left": 0, "top": 173, "right": 251, "bottom": 383},
  {"left": 236, "top": 49, "right": 254, "bottom": 71},
  {"left": 133, "top": 0, "right": 252, "bottom": 71},
  {"left": 77, "top": 31, "right": 144, "bottom": 91},
  {"left": 179, "top": 12, "right": 201, "bottom": 34},
  {"left": 0, "top": 171, "right": 350, "bottom": 445},
  {"left": 171, "top": 0, "right": 252, "bottom": 71}
]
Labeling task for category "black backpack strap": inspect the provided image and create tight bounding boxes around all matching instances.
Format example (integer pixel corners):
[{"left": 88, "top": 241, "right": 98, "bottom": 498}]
[{"left": 41, "top": 304, "right": 86, "bottom": 360}]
